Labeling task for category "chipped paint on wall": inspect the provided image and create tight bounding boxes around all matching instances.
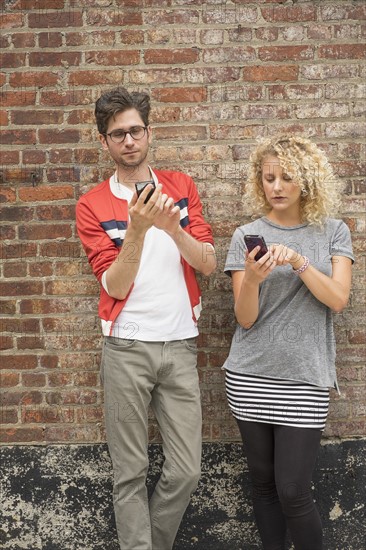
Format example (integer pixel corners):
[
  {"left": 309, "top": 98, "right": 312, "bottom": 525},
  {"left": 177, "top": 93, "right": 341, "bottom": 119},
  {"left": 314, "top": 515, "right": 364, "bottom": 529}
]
[{"left": 0, "top": 441, "right": 365, "bottom": 550}]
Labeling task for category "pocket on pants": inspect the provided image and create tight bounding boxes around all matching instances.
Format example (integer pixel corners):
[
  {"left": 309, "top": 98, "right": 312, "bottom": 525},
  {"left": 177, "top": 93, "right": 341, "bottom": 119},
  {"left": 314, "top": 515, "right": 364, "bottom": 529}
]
[
  {"left": 105, "top": 336, "right": 137, "bottom": 350},
  {"left": 182, "top": 337, "right": 198, "bottom": 353}
]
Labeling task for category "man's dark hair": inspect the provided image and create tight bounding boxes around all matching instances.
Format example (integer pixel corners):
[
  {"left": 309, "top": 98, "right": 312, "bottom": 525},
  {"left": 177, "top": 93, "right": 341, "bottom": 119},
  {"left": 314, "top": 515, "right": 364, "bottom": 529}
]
[{"left": 95, "top": 87, "right": 151, "bottom": 135}]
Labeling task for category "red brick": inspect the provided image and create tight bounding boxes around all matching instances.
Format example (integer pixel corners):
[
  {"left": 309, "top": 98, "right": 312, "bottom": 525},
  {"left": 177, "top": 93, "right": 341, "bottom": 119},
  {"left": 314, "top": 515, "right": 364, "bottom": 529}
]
[
  {"left": 152, "top": 87, "right": 207, "bottom": 103},
  {"left": 11, "top": 32, "right": 36, "bottom": 48},
  {"left": 0, "top": 53, "right": 27, "bottom": 68},
  {"left": 54, "top": 261, "right": 81, "bottom": 277},
  {"left": 64, "top": 32, "right": 86, "bottom": 47},
  {"left": 85, "top": 50, "right": 140, "bottom": 65},
  {"left": 1, "top": 242, "right": 37, "bottom": 260},
  {"left": 0, "top": 427, "right": 45, "bottom": 444},
  {"left": 255, "top": 27, "right": 278, "bottom": 41},
  {"left": 74, "top": 372, "right": 99, "bottom": 387},
  {"left": 17, "top": 335, "right": 45, "bottom": 350},
  {"left": 242, "top": 65, "right": 298, "bottom": 82},
  {"left": 11, "top": 0, "right": 65, "bottom": 8},
  {"left": 43, "top": 425, "right": 99, "bottom": 443},
  {"left": 307, "top": 25, "right": 332, "bottom": 40},
  {"left": 69, "top": 70, "right": 123, "bottom": 86},
  {"left": 22, "top": 150, "right": 46, "bottom": 164},
  {"left": 21, "top": 406, "right": 74, "bottom": 424},
  {"left": 258, "top": 45, "right": 314, "bottom": 62},
  {"left": 203, "top": 46, "right": 256, "bottom": 64},
  {"left": 38, "top": 129, "right": 80, "bottom": 144},
  {"left": 21, "top": 373, "right": 47, "bottom": 387},
  {"left": 12, "top": 110, "right": 63, "bottom": 125},
  {"left": 0, "top": 110, "right": 9, "bottom": 126},
  {"left": 28, "top": 11, "right": 83, "bottom": 28},
  {"left": 0, "top": 355, "right": 38, "bottom": 370},
  {"left": 320, "top": 5, "right": 366, "bottom": 21},
  {"left": 0, "top": 225, "right": 16, "bottom": 240},
  {"left": 227, "top": 27, "right": 252, "bottom": 43},
  {"left": 318, "top": 44, "right": 366, "bottom": 60},
  {"left": 18, "top": 223, "right": 72, "bottom": 240},
  {"left": 145, "top": 48, "right": 200, "bottom": 65},
  {"left": 0, "top": 151, "right": 20, "bottom": 164},
  {"left": 39, "top": 355, "right": 59, "bottom": 369},
  {"left": 0, "top": 409, "right": 18, "bottom": 424},
  {"left": 28, "top": 262, "right": 53, "bottom": 277},
  {"left": 128, "top": 67, "right": 184, "bottom": 84},
  {"left": 0, "top": 372, "right": 20, "bottom": 387},
  {"left": 1, "top": 130, "right": 36, "bottom": 145},
  {"left": 261, "top": 5, "right": 316, "bottom": 22},
  {"left": 0, "top": 36, "right": 9, "bottom": 49},
  {"left": 120, "top": 29, "right": 144, "bottom": 45},
  {"left": 86, "top": 9, "right": 142, "bottom": 26},
  {"left": 0, "top": 280, "right": 43, "bottom": 297},
  {"left": 38, "top": 31, "right": 63, "bottom": 48},
  {"left": 153, "top": 125, "right": 207, "bottom": 141},
  {"left": 46, "top": 166, "right": 80, "bottom": 183},
  {"left": 46, "top": 390, "right": 97, "bottom": 406},
  {"left": 35, "top": 204, "right": 75, "bottom": 221},
  {"left": 9, "top": 72, "right": 59, "bottom": 88},
  {"left": 0, "top": 390, "right": 43, "bottom": 407},
  {"left": 202, "top": 5, "right": 257, "bottom": 25},
  {"left": 348, "top": 330, "right": 366, "bottom": 344},
  {"left": 74, "top": 148, "right": 99, "bottom": 164},
  {"left": 45, "top": 280, "right": 98, "bottom": 296},
  {"left": 0, "top": 13, "right": 23, "bottom": 29},
  {"left": 145, "top": 9, "right": 199, "bottom": 26},
  {"left": 29, "top": 51, "right": 81, "bottom": 67},
  {"left": 39, "top": 241, "right": 82, "bottom": 259},
  {"left": 75, "top": 406, "right": 103, "bottom": 424},
  {"left": 18, "top": 185, "right": 74, "bottom": 202},
  {"left": 3, "top": 261, "right": 28, "bottom": 278},
  {"left": 48, "top": 149, "right": 73, "bottom": 163},
  {"left": 0, "top": 301, "right": 17, "bottom": 315},
  {"left": 89, "top": 30, "right": 117, "bottom": 46},
  {"left": 40, "top": 89, "right": 94, "bottom": 106},
  {"left": 0, "top": 89, "right": 34, "bottom": 110}
]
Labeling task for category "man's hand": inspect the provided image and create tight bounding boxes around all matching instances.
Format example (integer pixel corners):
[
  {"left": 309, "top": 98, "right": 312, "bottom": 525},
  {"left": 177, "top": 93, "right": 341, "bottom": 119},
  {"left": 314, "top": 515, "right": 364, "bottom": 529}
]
[
  {"left": 153, "top": 194, "right": 181, "bottom": 235},
  {"left": 129, "top": 183, "right": 164, "bottom": 233}
]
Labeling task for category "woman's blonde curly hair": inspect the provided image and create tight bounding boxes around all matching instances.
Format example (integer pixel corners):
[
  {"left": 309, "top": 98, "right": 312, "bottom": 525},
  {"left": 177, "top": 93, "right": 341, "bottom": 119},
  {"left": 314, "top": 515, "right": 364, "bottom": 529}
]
[{"left": 244, "top": 135, "right": 344, "bottom": 226}]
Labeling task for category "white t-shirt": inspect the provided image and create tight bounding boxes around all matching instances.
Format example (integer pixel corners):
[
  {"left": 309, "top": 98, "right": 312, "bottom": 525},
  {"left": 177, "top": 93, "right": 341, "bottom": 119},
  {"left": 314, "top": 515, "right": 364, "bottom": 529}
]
[{"left": 101, "top": 171, "right": 198, "bottom": 341}]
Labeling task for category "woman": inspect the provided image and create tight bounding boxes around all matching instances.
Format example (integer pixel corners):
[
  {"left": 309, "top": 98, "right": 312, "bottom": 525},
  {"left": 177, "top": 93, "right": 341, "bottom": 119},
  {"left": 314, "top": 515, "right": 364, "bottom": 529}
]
[{"left": 223, "top": 136, "right": 353, "bottom": 550}]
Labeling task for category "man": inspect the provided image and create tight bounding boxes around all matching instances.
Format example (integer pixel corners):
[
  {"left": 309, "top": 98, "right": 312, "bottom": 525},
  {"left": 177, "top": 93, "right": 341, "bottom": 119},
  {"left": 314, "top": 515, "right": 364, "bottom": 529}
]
[{"left": 76, "top": 87, "right": 216, "bottom": 550}]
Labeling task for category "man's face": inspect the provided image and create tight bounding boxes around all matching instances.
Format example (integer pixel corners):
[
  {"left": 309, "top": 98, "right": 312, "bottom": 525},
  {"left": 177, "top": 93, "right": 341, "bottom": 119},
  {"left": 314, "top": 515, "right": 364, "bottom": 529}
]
[{"left": 99, "top": 108, "right": 152, "bottom": 171}]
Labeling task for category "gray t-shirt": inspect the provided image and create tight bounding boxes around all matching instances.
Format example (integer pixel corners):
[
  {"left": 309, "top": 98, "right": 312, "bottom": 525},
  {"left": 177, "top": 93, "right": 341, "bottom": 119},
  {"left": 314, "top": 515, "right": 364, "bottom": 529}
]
[{"left": 223, "top": 217, "right": 354, "bottom": 389}]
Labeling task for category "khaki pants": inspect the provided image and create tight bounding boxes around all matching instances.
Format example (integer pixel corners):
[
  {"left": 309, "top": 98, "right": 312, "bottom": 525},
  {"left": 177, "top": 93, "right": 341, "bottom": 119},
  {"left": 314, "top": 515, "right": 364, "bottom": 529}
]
[{"left": 101, "top": 337, "right": 202, "bottom": 550}]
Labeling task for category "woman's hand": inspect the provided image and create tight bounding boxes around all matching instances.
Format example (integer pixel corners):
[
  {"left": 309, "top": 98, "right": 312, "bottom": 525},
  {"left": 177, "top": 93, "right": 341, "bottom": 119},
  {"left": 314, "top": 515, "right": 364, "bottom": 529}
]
[
  {"left": 244, "top": 246, "right": 277, "bottom": 284},
  {"left": 270, "top": 244, "right": 303, "bottom": 269}
]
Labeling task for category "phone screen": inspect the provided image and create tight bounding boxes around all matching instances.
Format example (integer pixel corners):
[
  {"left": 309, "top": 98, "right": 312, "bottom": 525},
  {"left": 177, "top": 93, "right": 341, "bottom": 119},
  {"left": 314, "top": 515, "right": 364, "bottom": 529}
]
[
  {"left": 244, "top": 235, "right": 268, "bottom": 261},
  {"left": 135, "top": 180, "right": 156, "bottom": 204}
]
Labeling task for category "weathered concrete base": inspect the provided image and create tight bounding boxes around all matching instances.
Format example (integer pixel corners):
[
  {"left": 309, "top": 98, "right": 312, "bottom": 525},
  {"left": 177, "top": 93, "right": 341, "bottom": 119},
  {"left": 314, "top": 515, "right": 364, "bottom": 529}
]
[{"left": 1, "top": 440, "right": 365, "bottom": 550}]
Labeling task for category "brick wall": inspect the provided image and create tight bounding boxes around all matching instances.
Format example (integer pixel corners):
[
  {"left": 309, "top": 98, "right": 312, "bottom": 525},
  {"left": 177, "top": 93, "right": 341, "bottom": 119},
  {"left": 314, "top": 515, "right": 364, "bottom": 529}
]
[{"left": 1, "top": 0, "right": 365, "bottom": 445}]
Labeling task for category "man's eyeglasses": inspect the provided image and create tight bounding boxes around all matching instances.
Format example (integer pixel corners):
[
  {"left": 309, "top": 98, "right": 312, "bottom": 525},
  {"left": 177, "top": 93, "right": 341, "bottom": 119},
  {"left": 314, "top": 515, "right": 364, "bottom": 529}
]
[{"left": 104, "top": 126, "right": 148, "bottom": 144}]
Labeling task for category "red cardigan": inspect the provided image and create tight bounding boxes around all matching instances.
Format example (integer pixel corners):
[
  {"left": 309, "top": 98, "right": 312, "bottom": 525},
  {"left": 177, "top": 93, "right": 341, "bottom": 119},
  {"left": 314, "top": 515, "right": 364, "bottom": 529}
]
[{"left": 76, "top": 169, "right": 214, "bottom": 336}]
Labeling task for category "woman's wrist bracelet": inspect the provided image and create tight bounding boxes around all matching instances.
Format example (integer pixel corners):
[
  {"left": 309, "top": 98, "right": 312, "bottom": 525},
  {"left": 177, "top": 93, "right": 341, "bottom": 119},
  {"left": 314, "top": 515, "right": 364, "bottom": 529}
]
[{"left": 293, "top": 256, "right": 310, "bottom": 275}]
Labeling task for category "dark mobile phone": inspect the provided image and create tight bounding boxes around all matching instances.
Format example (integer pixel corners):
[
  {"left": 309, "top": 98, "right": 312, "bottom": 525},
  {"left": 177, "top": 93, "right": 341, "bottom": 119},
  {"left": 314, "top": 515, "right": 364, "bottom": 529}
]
[
  {"left": 135, "top": 180, "right": 156, "bottom": 204},
  {"left": 244, "top": 234, "right": 268, "bottom": 261}
]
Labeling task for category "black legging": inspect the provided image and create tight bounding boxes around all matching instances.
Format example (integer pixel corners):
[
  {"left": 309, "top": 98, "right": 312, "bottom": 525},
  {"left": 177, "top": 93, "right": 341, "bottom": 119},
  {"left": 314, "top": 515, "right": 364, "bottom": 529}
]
[{"left": 237, "top": 420, "right": 323, "bottom": 550}]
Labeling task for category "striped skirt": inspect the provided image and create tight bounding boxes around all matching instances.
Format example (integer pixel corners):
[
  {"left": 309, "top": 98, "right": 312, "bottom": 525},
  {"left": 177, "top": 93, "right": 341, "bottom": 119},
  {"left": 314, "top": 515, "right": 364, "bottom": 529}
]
[{"left": 225, "top": 370, "right": 330, "bottom": 430}]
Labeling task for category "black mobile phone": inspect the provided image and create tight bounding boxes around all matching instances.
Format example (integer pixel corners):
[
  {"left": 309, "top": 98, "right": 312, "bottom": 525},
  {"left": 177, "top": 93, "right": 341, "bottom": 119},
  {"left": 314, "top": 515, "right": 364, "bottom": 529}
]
[
  {"left": 135, "top": 180, "right": 156, "bottom": 204},
  {"left": 244, "top": 234, "right": 268, "bottom": 261}
]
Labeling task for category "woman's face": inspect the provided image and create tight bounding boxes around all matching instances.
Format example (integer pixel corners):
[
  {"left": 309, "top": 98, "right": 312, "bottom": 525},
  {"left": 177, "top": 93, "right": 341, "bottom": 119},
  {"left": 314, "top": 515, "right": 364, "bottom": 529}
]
[{"left": 261, "top": 155, "right": 302, "bottom": 217}]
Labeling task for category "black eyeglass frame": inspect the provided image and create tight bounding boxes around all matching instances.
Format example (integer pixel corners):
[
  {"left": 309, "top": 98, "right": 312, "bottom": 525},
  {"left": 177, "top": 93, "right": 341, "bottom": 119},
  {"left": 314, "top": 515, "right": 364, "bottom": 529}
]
[{"left": 104, "top": 126, "right": 148, "bottom": 144}]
